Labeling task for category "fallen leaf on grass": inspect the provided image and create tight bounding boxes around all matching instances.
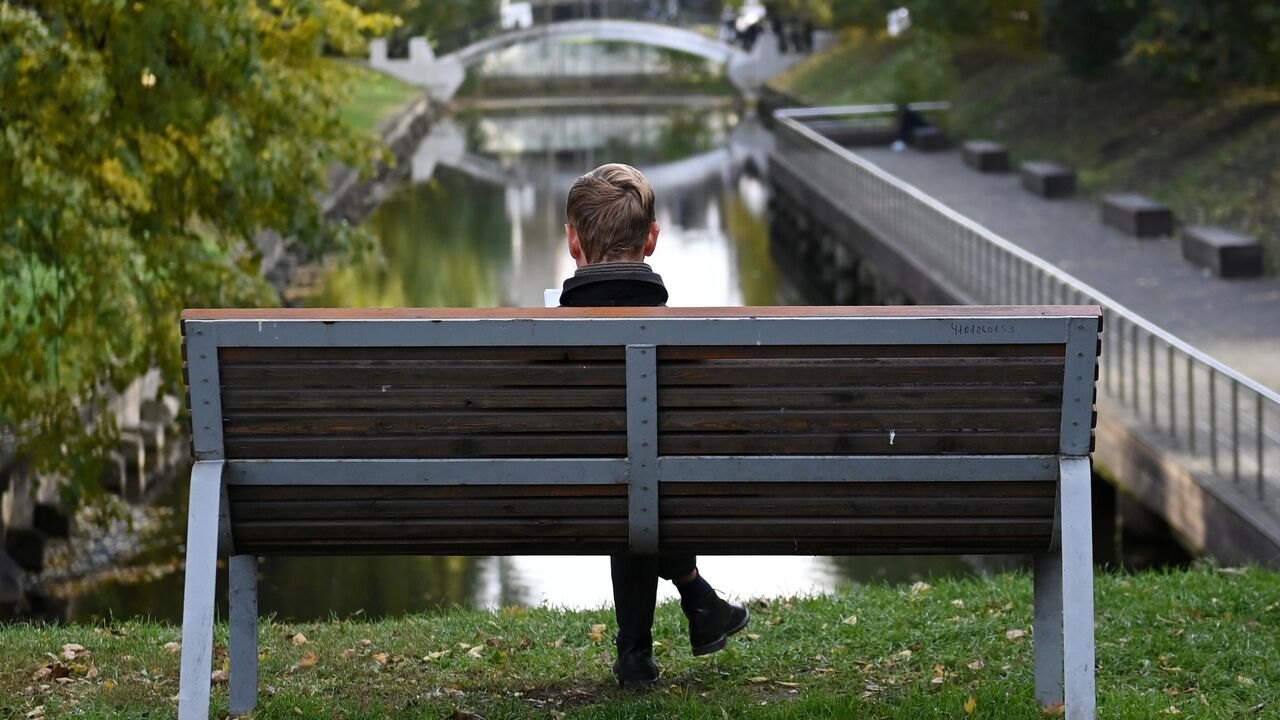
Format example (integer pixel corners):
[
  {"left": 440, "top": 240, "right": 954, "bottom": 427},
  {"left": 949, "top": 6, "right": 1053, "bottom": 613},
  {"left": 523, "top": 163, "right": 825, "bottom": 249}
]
[
  {"left": 1043, "top": 703, "right": 1065, "bottom": 716},
  {"left": 842, "top": 615, "right": 858, "bottom": 626},
  {"left": 163, "top": 642, "right": 181, "bottom": 653},
  {"left": 1005, "top": 629, "right": 1027, "bottom": 642},
  {"left": 298, "top": 652, "right": 318, "bottom": 669},
  {"left": 1237, "top": 675, "right": 1255, "bottom": 685},
  {"left": 967, "top": 659, "right": 985, "bottom": 671},
  {"left": 25, "top": 706, "right": 44, "bottom": 719},
  {"left": 61, "top": 644, "right": 89, "bottom": 660},
  {"left": 291, "top": 633, "right": 308, "bottom": 646},
  {"left": 210, "top": 669, "right": 228, "bottom": 684},
  {"left": 951, "top": 599, "right": 965, "bottom": 608},
  {"left": 745, "top": 633, "right": 761, "bottom": 640},
  {"left": 372, "top": 653, "right": 389, "bottom": 665},
  {"left": 425, "top": 650, "right": 449, "bottom": 660},
  {"left": 775, "top": 681, "right": 800, "bottom": 688},
  {"left": 588, "top": 624, "right": 608, "bottom": 643},
  {"left": 964, "top": 695, "right": 977, "bottom": 715},
  {"left": 466, "top": 646, "right": 485, "bottom": 659},
  {"left": 910, "top": 582, "right": 933, "bottom": 595},
  {"left": 748, "top": 676, "right": 770, "bottom": 683}
]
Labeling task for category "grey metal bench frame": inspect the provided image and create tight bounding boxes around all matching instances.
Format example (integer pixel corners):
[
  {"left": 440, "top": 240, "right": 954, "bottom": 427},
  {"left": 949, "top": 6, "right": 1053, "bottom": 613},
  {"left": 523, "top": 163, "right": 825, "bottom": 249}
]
[{"left": 178, "top": 306, "right": 1100, "bottom": 719}]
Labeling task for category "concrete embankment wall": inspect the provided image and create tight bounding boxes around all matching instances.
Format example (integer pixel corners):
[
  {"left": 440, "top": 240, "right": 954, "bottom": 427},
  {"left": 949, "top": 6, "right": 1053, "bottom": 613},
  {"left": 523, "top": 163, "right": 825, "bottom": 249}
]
[{"left": 768, "top": 156, "right": 1280, "bottom": 569}]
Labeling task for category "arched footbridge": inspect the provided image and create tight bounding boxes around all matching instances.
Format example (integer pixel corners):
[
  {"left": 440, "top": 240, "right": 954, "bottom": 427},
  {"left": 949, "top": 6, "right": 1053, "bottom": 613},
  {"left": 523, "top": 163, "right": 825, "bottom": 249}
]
[{"left": 369, "top": 19, "right": 815, "bottom": 100}]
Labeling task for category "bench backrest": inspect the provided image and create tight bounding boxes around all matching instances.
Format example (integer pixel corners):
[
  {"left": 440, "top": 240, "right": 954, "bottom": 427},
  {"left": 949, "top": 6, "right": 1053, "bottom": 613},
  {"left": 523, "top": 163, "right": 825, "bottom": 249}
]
[{"left": 182, "top": 306, "right": 1100, "bottom": 558}]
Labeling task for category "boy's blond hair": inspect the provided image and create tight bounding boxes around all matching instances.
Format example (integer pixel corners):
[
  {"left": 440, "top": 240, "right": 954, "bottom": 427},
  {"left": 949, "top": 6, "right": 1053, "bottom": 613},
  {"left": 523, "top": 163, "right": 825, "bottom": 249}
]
[{"left": 566, "top": 163, "right": 656, "bottom": 264}]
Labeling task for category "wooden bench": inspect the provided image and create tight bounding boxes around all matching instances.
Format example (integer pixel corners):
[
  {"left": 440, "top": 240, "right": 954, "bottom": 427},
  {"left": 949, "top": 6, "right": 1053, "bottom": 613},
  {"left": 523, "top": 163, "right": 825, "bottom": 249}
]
[{"left": 178, "top": 306, "right": 1102, "bottom": 720}]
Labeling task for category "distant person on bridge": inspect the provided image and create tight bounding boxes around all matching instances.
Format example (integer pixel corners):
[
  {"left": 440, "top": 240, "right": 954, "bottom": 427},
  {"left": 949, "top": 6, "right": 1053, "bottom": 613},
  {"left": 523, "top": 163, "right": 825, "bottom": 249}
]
[{"left": 559, "top": 164, "right": 750, "bottom": 690}]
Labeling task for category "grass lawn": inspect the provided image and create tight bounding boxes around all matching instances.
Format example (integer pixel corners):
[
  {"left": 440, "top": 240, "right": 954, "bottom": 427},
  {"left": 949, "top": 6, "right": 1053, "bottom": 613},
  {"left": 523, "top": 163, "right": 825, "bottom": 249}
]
[
  {"left": 2, "top": 566, "right": 1277, "bottom": 718},
  {"left": 334, "top": 60, "right": 424, "bottom": 137},
  {"left": 771, "top": 37, "right": 1280, "bottom": 274}
]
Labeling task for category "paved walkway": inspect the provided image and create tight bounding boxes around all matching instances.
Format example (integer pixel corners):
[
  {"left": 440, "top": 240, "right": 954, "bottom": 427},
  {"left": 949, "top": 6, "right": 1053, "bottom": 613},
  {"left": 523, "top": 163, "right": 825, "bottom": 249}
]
[{"left": 855, "top": 146, "right": 1280, "bottom": 392}]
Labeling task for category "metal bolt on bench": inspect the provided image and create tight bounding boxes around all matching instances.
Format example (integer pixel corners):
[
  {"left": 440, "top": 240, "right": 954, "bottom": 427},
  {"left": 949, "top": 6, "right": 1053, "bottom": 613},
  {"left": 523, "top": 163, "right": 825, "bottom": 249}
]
[{"left": 178, "top": 305, "right": 1102, "bottom": 720}]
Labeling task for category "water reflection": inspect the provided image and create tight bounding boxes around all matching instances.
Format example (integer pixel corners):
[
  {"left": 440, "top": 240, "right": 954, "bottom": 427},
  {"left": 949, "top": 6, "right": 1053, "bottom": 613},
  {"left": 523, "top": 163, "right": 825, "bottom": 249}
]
[{"left": 64, "top": 104, "right": 1015, "bottom": 623}]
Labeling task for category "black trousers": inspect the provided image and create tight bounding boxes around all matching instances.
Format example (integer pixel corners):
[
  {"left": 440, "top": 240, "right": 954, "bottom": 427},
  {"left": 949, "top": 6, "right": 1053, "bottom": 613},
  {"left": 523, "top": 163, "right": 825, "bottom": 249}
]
[{"left": 611, "top": 553, "right": 697, "bottom": 645}]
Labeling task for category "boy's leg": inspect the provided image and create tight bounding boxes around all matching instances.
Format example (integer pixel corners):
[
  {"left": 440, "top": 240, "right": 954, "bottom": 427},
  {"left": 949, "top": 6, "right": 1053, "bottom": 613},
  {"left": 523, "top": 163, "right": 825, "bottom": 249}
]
[
  {"left": 611, "top": 554, "right": 661, "bottom": 689},
  {"left": 664, "top": 555, "right": 750, "bottom": 657}
]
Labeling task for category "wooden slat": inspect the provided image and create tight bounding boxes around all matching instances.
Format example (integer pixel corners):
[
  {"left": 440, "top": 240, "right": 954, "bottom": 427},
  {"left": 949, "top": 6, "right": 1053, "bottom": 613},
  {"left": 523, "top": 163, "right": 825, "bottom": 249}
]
[
  {"left": 658, "top": 344, "right": 1066, "bottom": 360},
  {"left": 183, "top": 305, "right": 1102, "bottom": 321},
  {"left": 223, "top": 410, "right": 627, "bottom": 436},
  {"left": 232, "top": 497, "right": 626, "bottom": 521},
  {"left": 660, "top": 385, "right": 1062, "bottom": 409},
  {"left": 220, "top": 346, "right": 623, "bottom": 362},
  {"left": 227, "top": 484, "right": 627, "bottom": 501},
  {"left": 659, "top": 432, "right": 1059, "bottom": 455},
  {"left": 235, "top": 518, "right": 625, "bottom": 541},
  {"left": 657, "top": 358, "right": 1063, "bottom": 385},
  {"left": 219, "top": 362, "right": 624, "bottom": 387},
  {"left": 658, "top": 409, "right": 1059, "bottom": 433},
  {"left": 659, "top": 517, "right": 1053, "bottom": 538},
  {"left": 221, "top": 387, "right": 628, "bottom": 411},
  {"left": 660, "top": 496, "right": 1052, "bottom": 518},
  {"left": 660, "top": 481, "right": 1056, "bottom": 498},
  {"left": 225, "top": 434, "right": 627, "bottom": 459},
  {"left": 235, "top": 538, "right": 625, "bottom": 552}
]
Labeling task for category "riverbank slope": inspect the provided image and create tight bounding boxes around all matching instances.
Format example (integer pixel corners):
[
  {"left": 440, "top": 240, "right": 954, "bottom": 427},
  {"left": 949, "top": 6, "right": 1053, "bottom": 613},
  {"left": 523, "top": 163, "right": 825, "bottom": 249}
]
[
  {"left": 3, "top": 566, "right": 1276, "bottom": 718},
  {"left": 770, "top": 36, "right": 1280, "bottom": 274}
]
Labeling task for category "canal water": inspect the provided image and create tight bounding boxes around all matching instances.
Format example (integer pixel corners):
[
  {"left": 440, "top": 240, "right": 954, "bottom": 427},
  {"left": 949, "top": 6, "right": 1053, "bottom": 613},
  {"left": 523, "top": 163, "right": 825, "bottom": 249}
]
[{"left": 59, "top": 102, "right": 1018, "bottom": 623}]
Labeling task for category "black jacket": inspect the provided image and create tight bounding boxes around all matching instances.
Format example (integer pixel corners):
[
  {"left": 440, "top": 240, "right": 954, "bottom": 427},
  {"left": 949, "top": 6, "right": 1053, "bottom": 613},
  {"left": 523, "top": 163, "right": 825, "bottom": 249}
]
[{"left": 558, "top": 261, "right": 668, "bottom": 308}]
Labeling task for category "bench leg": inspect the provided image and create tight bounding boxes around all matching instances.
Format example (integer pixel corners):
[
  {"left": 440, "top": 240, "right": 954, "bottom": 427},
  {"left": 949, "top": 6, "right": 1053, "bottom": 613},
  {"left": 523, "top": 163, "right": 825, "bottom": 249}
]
[
  {"left": 1059, "top": 457, "right": 1096, "bottom": 719},
  {"left": 1033, "top": 550, "right": 1064, "bottom": 707},
  {"left": 178, "top": 461, "right": 225, "bottom": 720},
  {"left": 229, "top": 554, "right": 258, "bottom": 716},
  {"left": 1036, "top": 457, "right": 1096, "bottom": 718}
]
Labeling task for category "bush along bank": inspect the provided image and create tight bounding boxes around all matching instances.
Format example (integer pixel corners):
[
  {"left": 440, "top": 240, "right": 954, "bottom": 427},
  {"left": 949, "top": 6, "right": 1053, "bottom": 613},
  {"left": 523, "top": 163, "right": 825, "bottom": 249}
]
[
  {"left": 2, "top": 566, "right": 1277, "bottom": 719},
  {"left": 770, "top": 34, "right": 1280, "bottom": 274}
]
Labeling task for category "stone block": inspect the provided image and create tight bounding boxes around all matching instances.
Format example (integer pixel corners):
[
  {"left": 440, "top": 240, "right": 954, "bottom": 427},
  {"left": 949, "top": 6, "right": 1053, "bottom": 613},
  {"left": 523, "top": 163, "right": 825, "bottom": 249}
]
[
  {"left": 1020, "top": 161, "right": 1076, "bottom": 198},
  {"left": 1180, "top": 225, "right": 1264, "bottom": 278},
  {"left": 1101, "top": 193, "right": 1174, "bottom": 237},
  {"left": 962, "top": 140, "right": 1009, "bottom": 172},
  {"left": 909, "top": 125, "right": 948, "bottom": 151}
]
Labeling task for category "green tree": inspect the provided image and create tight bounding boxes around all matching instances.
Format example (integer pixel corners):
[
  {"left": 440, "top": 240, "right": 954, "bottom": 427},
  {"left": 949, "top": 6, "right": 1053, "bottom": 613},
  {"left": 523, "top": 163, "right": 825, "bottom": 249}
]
[
  {"left": 1044, "top": 0, "right": 1145, "bottom": 76},
  {"left": 0, "top": 0, "right": 395, "bottom": 499},
  {"left": 1127, "top": 0, "right": 1280, "bottom": 87},
  {"left": 354, "top": 0, "right": 496, "bottom": 54}
]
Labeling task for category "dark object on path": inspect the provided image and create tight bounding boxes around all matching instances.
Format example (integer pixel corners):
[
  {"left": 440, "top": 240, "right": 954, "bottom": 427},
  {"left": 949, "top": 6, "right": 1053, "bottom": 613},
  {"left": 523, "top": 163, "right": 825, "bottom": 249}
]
[
  {"left": 1180, "top": 225, "right": 1264, "bottom": 278},
  {"left": 1102, "top": 193, "right": 1174, "bottom": 237},
  {"left": 909, "top": 125, "right": 949, "bottom": 151},
  {"left": 33, "top": 503, "right": 71, "bottom": 538},
  {"left": 962, "top": 141, "right": 1010, "bottom": 172},
  {"left": 805, "top": 118, "right": 898, "bottom": 147},
  {"left": 1020, "top": 161, "right": 1076, "bottom": 198},
  {"left": 5, "top": 527, "right": 46, "bottom": 572}
]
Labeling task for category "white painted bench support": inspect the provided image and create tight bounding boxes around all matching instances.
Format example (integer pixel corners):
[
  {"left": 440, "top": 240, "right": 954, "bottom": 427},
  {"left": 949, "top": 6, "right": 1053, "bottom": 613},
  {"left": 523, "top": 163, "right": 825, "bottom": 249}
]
[
  {"left": 229, "top": 555, "right": 259, "bottom": 716},
  {"left": 1034, "top": 456, "right": 1096, "bottom": 719},
  {"left": 178, "top": 460, "right": 225, "bottom": 720}
]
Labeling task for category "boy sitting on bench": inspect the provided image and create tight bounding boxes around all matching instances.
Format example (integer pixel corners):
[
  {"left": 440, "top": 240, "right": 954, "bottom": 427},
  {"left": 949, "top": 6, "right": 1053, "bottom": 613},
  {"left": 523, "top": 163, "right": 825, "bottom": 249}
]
[{"left": 558, "top": 163, "right": 751, "bottom": 689}]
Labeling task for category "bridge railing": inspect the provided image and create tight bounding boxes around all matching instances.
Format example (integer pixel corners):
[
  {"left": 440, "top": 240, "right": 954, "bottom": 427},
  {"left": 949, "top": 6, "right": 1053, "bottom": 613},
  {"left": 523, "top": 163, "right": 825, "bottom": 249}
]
[{"left": 775, "top": 106, "right": 1280, "bottom": 519}]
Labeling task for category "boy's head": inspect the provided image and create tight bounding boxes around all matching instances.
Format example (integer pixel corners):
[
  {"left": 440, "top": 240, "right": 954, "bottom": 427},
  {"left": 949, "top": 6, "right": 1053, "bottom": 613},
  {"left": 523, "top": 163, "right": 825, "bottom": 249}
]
[{"left": 565, "top": 163, "right": 659, "bottom": 266}]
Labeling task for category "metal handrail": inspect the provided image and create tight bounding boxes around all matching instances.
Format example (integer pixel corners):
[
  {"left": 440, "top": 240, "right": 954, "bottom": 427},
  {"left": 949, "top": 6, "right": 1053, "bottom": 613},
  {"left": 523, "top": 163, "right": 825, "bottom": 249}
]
[{"left": 774, "top": 105, "right": 1279, "bottom": 510}]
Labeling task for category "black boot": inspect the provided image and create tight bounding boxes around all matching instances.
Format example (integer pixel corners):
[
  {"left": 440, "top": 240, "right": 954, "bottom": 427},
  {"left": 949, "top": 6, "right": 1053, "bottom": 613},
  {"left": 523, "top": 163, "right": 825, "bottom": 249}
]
[
  {"left": 613, "top": 636, "right": 660, "bottom": 690},
  {"left": 682, "top": 591, "right": 750, "bottom": 656}
]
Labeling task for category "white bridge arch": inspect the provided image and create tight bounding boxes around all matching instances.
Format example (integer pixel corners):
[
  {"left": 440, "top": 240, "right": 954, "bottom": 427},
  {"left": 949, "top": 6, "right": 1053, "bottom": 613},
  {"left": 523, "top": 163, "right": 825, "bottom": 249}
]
[{"left": 370, "top": 19, "right": 809, "bottom": 100}]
